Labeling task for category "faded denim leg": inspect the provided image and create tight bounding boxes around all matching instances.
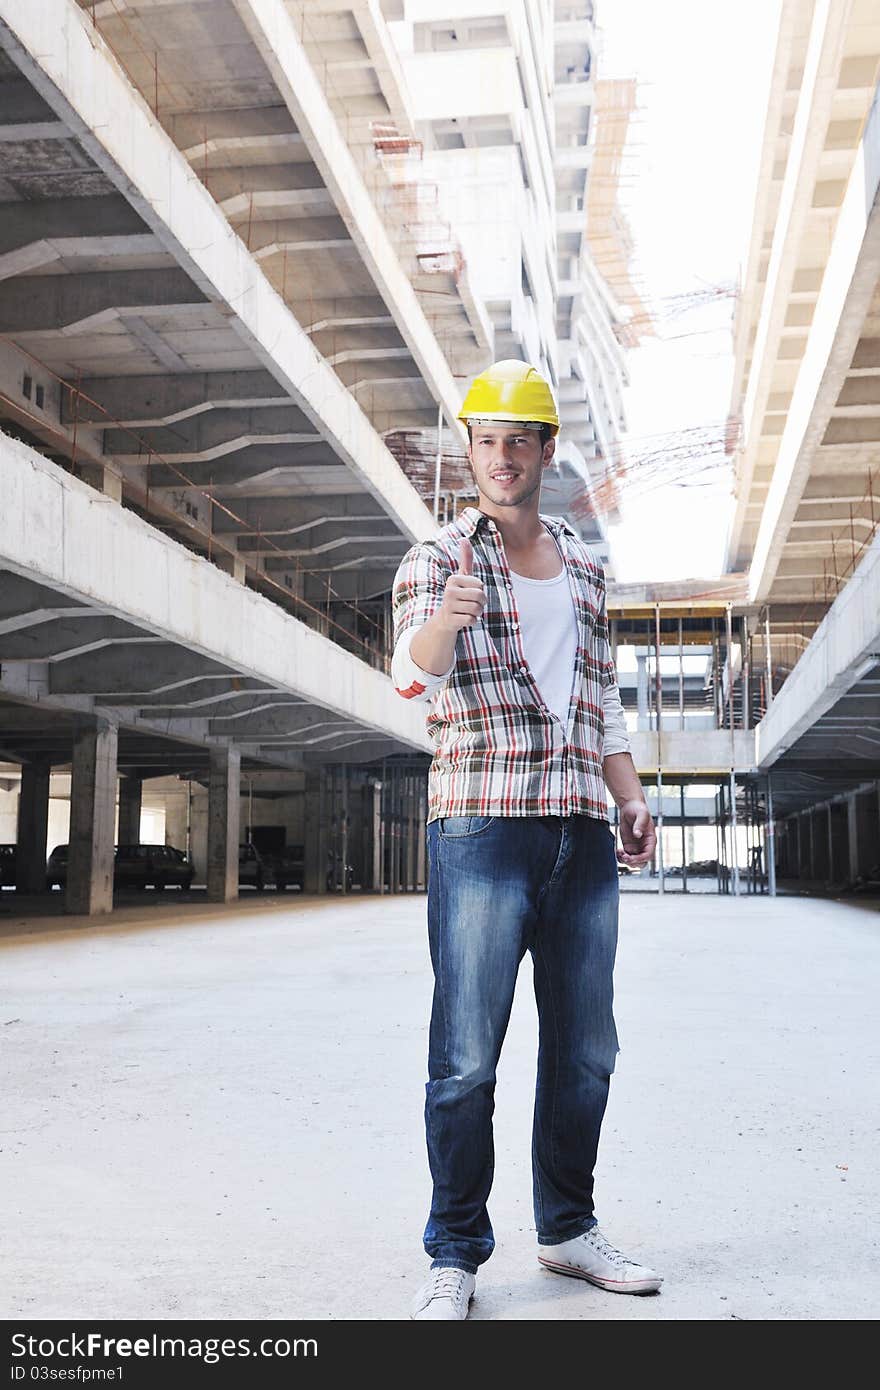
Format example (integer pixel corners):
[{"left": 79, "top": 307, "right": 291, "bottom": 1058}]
[
  {"left": 530, "top": 815, "right": 621, "bottom": 1245},
  {"left": 422, "top": 815, "right": 549, "bottom": 1273}
]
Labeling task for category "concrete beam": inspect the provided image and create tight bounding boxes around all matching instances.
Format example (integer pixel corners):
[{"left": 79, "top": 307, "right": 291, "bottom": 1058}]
[
  {"left": 208, "top": 705, "right": 357, "bottom": 738},
  {"left": 230, "top": 0, "right": 467, "bottom": 437},
  {"left": 241, "top": 214, "right": 352, "bottom": 257},
  {"left": 168, "top": 103, "right": 300, "bottom": 155},
  {"left": 757, "top": 533, "right": 880, "bottom": 768},
  {"left": 103, "top": 407, "right": 319, "bottom": 461},
  {"left": 0, "top": 195, "right": 153, "bottom": 279},
  {"left": 140, "top": 444, "right": 338, "bottom": 490},
  {"left": 293, "top": 296, "right": 393, "bottom": 332},
  {"left": 0, "top": 0, "right": 436, "bottom": 544},
  {"left": 49, "top": 644, "right": 231, "bottom": 697},
  {"left": 0, "top": 269, "right": 208, "bottom": 335},
  {"left": 0, "top": 615, "right": 152, "bottom": 663},
  {"left": 64, "top": 370, "right": 289, "bottom": 427},
  {"left": 213, "top": 497, "right": 386, "bottom": 534}
]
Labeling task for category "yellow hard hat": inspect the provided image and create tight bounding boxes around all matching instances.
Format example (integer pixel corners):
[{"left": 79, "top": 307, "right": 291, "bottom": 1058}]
[{"left": 458, "top": 359, "right": 560, "bottom": 436}]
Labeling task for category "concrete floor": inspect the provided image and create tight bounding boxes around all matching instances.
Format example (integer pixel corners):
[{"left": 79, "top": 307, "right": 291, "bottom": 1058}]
[{"left": 1, "top": 890, "right": 877, "bottom": 1321}]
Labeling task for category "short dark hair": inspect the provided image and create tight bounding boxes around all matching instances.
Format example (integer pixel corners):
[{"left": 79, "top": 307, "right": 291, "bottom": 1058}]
[{"left": 467, "top": 423, "right": 553, "bottom": 447}]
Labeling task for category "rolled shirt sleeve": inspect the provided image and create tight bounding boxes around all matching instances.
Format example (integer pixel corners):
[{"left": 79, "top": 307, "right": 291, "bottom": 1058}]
[
  {"left": 594, "top": 557, "right": 631, "bottom": 757},
  {"left": 391, "top": 544, "right": 455, "bottom": 701},
  {"left": 390, "top": 624, "right": 456, "bottom": 702},
  {"left": 602, "top": 678, "right": 631, "bottom": 756}
]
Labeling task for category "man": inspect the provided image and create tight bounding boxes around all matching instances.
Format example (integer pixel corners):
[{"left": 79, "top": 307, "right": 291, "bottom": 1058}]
[{"left": 391, "top": 360, "right": 662, "bottom": 1321}]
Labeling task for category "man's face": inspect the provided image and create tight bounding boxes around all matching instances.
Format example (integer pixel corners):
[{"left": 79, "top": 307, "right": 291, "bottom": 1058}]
[{"left": 467, "top": 424, "right": 555, "bottom": 508}]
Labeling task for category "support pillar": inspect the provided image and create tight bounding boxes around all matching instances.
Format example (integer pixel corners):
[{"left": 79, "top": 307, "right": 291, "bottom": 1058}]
[
  {"left": 766, "top": 774, "right": 777, "bottom": 898},
  {"left": 371, "top": 779, "right": 382, "bottom": 892},
  {"left": 206, "top": 744, "right": 240, "bottom": 903},
  {"left": 15, "top": 758, "right": 51, "bottom": 894},
  {"left": 118, "top": 775, "right": 143, "bottom": 845},
  {"left": 636, "top": 654, "right": 648, "bottom": 728},
  {"left": 67, "top": 723, "right": 118, "bottom": 915},
  {"left": 78, "top": 462, "right": 123, "bottom": 502},
  {"left": 416, "top": 774, "right": 427, "bottom": 890},
  {"left": 847, "top": 796, "right": 859, "bottom": 886},
  {"left": 304, "top": 767, "right": 327, "bottom": 894}
]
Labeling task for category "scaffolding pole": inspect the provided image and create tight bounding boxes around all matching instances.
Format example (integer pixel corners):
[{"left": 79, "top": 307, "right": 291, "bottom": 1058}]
[
  {"left": 655, "top": 603, "right": 664, "bottom": 896},
  {"left": 726, "top": 604, "right": 740, "bottom": 896},
  {"left": 766, "top": 773, "right": 777, "bottom": 897},
  {"left": 678, "top": 616, "right": 684, "bottom": 731},
  {"left": 680, "top": 782, "right": 688, "bottom": 893},
  {"left": 433, "top": 400, "right": 443, "bottom": 524}
]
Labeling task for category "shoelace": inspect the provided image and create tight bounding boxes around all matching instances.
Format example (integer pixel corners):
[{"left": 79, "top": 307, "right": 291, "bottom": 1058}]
[
  {"left": 581, "top": 1229, "right": 636, "bottom": 1268},
  {"left": 429, "top": 1267, "right": 469, "bottom": 1301}
]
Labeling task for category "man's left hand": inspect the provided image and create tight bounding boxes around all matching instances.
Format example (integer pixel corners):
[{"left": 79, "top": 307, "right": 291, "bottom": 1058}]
[{"left": 616, "top": 799, "right": 656, "bottom": 867}]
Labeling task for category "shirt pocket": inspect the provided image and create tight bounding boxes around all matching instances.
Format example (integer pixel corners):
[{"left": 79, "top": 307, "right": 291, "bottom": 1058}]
[{"left": 572, "top": 578, "right": 602, "bottom": 634}]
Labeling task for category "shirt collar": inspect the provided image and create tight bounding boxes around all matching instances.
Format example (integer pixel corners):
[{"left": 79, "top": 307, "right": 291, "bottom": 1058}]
[{"left": 455, "top": 505, "right": 578, "bottom": 540}]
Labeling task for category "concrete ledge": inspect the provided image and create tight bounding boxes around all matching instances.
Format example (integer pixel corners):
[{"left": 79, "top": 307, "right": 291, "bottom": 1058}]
[
  {"left": 629, "top": 729, "right": 756, "bottom": 775},
  {"left": 756, "top": 533, "right": 880, "bottom": 767},
  {"left": 0, "top": 432, "right": 431, "bottom": 752},
  {"left": 748, "top": 82, "right": 880, "bottom": 601}
]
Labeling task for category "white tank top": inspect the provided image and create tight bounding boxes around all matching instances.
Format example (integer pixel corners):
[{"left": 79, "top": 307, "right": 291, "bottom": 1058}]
[{"left": 508, "top": 563, "right": 578, "bottom": 729}]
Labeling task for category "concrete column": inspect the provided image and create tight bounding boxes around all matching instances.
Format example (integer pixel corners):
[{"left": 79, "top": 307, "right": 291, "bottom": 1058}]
[
  {"left": 213, "top": 550, "right": 247, "bottom": 583},
  {"left": 371, "top": 779, "right": 382, "bottom": 892},
  {"left": 206, "top": 744, "right": 241, "bottom": 902},
  {"left": 847, "top": 796, "right": 860, "bottom": 885},
  {"left": 15, "top": 758, "right": 51, "bottom": 894},
  {"left": 304, "top": 768, "right": 328, "bottom": 894},
  {"left": 78, "top": 462, "right": 123, "bottom": 502},
  {"left": 765, "top": 774, "right": 776, "bottom": 897},
  {"left": 117, "top": 775, "right": 143, "bottom": 845},
  {"left": 829, "top": 803, "right": 848, "bottom": 885},
  {"left": 341, "top": 764, "right": 349, "bottom": 895},
  {"left": 67, "top": 723, "right": 119, "bottom": 915},
  {"left": 855, "top": 788, "right": 879, "bottom": 881},
  {"left": 416, "top": 775, "right": 427, "bottom": 890},
  {"left": 636, "top": 653, "right": 648, "bottom": 729},
  {"left": 164, "top": 784, "right": 190, "bottom": 856}
]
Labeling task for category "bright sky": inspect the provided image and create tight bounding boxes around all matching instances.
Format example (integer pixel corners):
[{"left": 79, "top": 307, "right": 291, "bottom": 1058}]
[{"left": 597, "top": 0, "right": 781, "bottom": 582}]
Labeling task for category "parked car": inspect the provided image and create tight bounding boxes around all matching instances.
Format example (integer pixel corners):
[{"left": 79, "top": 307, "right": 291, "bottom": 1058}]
[
  {"left": 0, "top": 844, "right": 16, "bottom": 887},
  {"left": 46, "top": 844, "right": 68, "bottom": 890},
  {"left": 46, "top": 843, "right": 193, "bottom": 892},
  {"left": 115, "top": 844, "right": 194, "bottom": 891},
  {"left": 273, "top": 844, "right": 305, "bottom": 892},
  {"left": 239, "top": 843, "right": 266, "bottom": 891}
]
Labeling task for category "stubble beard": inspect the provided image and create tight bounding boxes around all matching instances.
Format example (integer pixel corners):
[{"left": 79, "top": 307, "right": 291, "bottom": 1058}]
[{"left": 477, "top": 468, "right": 542, "bottom": 510}]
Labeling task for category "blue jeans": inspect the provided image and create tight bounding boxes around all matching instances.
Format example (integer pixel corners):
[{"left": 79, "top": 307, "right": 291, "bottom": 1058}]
[{"left": 422, "top": 813, "right": 621, "bottom": 1274}]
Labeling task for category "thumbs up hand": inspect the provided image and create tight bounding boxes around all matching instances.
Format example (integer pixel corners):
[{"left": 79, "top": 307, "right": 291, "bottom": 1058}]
[{"left": 438, "top": 537, "right": 487, "bottom": 632}]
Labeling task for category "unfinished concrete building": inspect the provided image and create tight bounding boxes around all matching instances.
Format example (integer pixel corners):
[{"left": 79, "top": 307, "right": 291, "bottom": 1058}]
[
  {"left": 2, "top": 0, "right": 878, "bottom": 918},
  {"left": 0, "top": 0, "right": 627, "bottom": 914},
  {"left": 726, "top": 0, "right": 880, "bottom": 896}
]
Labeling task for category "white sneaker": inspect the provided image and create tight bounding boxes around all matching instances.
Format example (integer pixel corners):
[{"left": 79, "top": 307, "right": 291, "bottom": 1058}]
[
  {"left": 410, "top": 1265, "right": 476, "bottom": 1320},
  {"left": 538, "top": 1226, "right": 663, "bottom": 1294}
]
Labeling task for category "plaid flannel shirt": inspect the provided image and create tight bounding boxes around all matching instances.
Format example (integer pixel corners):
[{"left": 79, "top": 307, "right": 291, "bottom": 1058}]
[{"left": 390, "top": 505, "right": 629, "bottom": 824}]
